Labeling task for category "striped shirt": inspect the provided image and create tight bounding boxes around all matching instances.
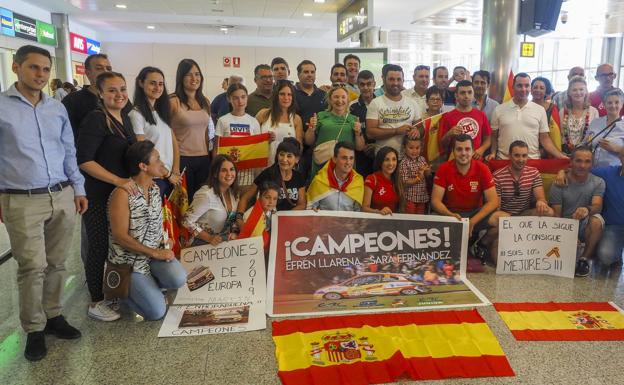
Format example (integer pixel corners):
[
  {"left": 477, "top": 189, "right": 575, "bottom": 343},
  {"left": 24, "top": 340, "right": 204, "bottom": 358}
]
[
  {"left": 494, "top": 166, "right": 543, "bottom": 215},
  {"left": 108, "top": 184, "right": 163, "bottom": 274}
]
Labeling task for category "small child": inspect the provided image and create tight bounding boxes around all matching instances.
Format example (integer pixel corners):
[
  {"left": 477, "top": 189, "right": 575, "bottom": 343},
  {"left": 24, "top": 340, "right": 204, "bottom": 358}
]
[
  {"left": 399, "top": 136, "right": 431, "bottom": 214},
  {"left": 240, "top": 181, "right": 279, "bottom": 256}
]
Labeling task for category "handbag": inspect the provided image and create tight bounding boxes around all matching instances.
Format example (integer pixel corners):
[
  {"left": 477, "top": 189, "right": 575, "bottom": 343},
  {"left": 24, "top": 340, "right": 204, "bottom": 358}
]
[
  {"left": 103, "top": 191, "right": 156, "bottom": 300},
  {"left": 313, "top": 114, "right": 349, "bottom": 165}
]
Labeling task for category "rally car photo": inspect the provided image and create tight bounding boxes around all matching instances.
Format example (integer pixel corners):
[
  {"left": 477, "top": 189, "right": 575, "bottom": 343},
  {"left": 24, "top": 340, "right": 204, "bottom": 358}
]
[{"left": 313, "top": 273, "right": 432, "bottom": 300}]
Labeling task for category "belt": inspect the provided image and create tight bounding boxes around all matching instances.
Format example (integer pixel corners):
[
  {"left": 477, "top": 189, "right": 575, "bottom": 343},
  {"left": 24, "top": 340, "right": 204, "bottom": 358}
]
[{"left": 0, "top": 181, "right": 72, "bottom": 195}]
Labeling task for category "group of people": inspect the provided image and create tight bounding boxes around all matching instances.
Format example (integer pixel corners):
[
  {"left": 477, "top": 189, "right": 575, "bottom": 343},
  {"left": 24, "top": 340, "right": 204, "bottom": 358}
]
[{"left": 2, "top": 42, "right": 624, "bottom": 362}]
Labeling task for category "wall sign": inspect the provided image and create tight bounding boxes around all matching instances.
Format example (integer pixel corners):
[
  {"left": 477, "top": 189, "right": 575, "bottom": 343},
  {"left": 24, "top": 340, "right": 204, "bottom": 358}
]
[
  {"left": 233, "top": 57, "right": 240, "bottom": 68},
  {"left": 223, "top": 56, "right": 231, "bottom": 67},
  {"left": 70, "top": 32, "right": 87, "bottom": 54},
  {"left": 0, "top": 8, "right": 15, "bottom": 37},
  {"left": 86, "top": 38, "right": 101, "bottom": 54},
  {"left": 36, "top": 20, "right": 57, "bottom": 46},
  {"left": 520, "top": 42, "right": 535, "bottom": 58},
  {"left": 13, "top": 13, "right": 37, "bottom": 42}
]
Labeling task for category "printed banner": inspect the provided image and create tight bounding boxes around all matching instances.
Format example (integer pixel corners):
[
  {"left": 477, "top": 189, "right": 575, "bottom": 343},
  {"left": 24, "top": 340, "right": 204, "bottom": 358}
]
[
  {"left": 13, "top": 13, "right": 37, "bottom": 42},
  {"left": 267, "top": 211, "right": 489, "bottom": 317},
  {"left": 496, "top": 216, "right": 578, "bottom": 278},
  {"left": 494, "top": 302, "right": 624, "bottom": 341},
  {"left": 159, "top": 237, "right": 266, "bottom": 337},
  {"left": 273, "top": 309, "right": 514, "bottom": 384}
]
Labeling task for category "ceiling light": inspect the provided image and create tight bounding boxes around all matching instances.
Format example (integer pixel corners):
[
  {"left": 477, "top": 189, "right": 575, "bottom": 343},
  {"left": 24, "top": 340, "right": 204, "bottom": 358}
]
[
  {"left": 289, "top": 30, "right": 297, "bottom": 34},
  {"left": 220, "top": 27, "right": 228, "bottom": 32},
  {"left": 115, "top": 4, "right": 127, "bottom": 9},
  {"left": 314, "top": 0, "right": 325, "bottom": 3},
  {"left": 147, "top": 25, "right": 155, "bottom": 29},
  {"left": 303, "top": 13, "right": 313, "bottom": 17}
]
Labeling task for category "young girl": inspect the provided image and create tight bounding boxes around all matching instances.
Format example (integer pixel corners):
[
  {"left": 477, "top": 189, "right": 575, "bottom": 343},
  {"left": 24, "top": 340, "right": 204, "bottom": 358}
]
[
  {"left": 362, "top": 146, "right": 403, "bottom": 215},
  {"left": 240, "top": 181, "right": 279, "bottom": 255},
  {"left": 214, "top": 83, "right": 262, "bottom": 190},
  {"left": 399, "top": 136, "right": 431, "bottom": 214},
  {"left": 305, "top": 85, "right": 365, "bottom": 177}
]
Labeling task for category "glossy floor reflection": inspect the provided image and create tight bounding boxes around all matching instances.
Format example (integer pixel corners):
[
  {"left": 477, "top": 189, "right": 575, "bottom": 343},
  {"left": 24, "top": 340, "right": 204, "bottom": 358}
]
[{"left": 1, "top": 222, "right": 624, "bottom": 385}]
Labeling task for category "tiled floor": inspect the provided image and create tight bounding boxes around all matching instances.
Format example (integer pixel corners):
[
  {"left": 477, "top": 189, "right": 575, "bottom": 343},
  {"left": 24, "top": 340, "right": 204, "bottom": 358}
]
[{"left": 1, "top": 222, "right": 624, "bottom": 385}]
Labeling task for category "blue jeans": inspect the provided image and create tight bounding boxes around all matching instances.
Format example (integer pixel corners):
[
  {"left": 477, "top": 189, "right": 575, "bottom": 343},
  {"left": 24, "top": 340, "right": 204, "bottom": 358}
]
[
  {"left": 596, "top": 225, "right": 624, "bottom": 266},
  {"left": 126, "top": 259, "right": 187, "bottom": 320}
]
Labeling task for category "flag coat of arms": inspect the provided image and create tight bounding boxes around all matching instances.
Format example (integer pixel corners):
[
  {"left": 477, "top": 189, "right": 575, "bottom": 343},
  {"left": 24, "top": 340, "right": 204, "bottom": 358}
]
[
  {"left": 272, "top": 310, "right": 514, "bottom": 384},
  {"left": 217, "top": 132, "right": 270, "bottom": 169},
  {"left": 494, "top": 302, "right": 624, "bottom": 341}
]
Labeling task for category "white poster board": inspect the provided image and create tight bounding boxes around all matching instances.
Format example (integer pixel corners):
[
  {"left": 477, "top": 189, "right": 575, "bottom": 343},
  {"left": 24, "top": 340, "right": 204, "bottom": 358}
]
[
  {"left": 496, "top": 216, "right": 578, "bottom": 278},
  {"left": 159, "top": 237, "right": 266, "bottom": 337}
]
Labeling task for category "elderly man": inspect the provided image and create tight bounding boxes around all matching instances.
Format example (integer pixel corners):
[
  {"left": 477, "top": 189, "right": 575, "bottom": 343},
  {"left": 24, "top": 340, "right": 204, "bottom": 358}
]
[{"left": 589, "top": 63, "right": 624, "bottom": 117}]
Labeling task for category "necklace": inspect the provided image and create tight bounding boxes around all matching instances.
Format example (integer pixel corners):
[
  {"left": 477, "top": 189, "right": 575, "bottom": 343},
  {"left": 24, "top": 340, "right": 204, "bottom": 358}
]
[{"left": 562, "top": 107, "right": 590, "bottom": 153}]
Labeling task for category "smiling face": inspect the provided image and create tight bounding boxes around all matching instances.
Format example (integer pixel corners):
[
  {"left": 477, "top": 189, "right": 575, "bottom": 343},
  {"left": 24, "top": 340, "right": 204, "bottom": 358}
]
[
  {"left": 381, "top": 151, "right": 398, "bottom": 176},
  {"left": 345, "top": 58, "right": 360, "bottom": 83},
  {"left": 453, "top": 67, "right": 466, "bottom": 83},
  {"left": 472, "top": 74, "right": 488, "bottom": 98},
  {"left": 453, "top": 139, "right": 473, "bottom": 166},
  {"left": 140, "top": 71, "right": 165, "bottom": 103},
  {"left": 329, "top": 87, "right": 349, "bottom": 114},
  {"left": 434, "top": 68, "right": 449, "bottom": 90},
  {"left": 413, "top": 69, "right": 430, "bottom": 91},
  {"left": 513, "top": 76, "right": 531, "bottom": 104},
  {"left": 571, "top": 149, "right": 593, "bottom": 178},
  {"left": 12, "top": 53, "right": 51, "bottom": 93},
  {"left": 604, "top": 95, "right": 623, "bottom": 117},
  {"left": 277, "top": 151, "right": 298, "bottom": 172},
  {"left": 86, "top": 57, "right": 112, "bottom": 85},
  {"left": 568, "top": 81, "right": 587, "bottom": 106},
  {"left": 99, "top": 76, "right": 128, "bottom": 112},
  {"left": 404, "top": 139, "right": 422, "bottom": 159},
  {"left": 357, "top": 77, "right": 375, "bottom": 98},
  {"left": 255, "top": 68, "right": 274, "bottom": 93},
  {"left": 298, "top": 63, "right": 316, "bottom": 88},
  {"left": 218, "top": 160, "right": 236, "bottom": 188},
  {"left": 142, "top": 149, "right": 168, "bottom": 178},
  {"left": 331, "top": 67, "right": 347, "bottom": 84},
  {"left": 277, "top": 85, "right": 293, "bottom": 110},
  {"left": 227, "top": 88, "right": 248, "bottom": 113},
  {"left": 595, "top": 64, "right": 616, "bottom": 89},
  {"left": 333, "top": 147, "right": 355, "bottom": 177},
  {"left": 509, "top": 145, "right": 528, "bottom": 172},
  {"left": 531, "top": 80, "right": 547, "bottom": 103},
  {"left": 183, "top": 65, "right": 202, "bottom": 93},
  {"left": 383, "top": 70, "right": 404, "bottom": 97},
  {"left": 259, "top": 189, "right": 279, "bottom": 212}
]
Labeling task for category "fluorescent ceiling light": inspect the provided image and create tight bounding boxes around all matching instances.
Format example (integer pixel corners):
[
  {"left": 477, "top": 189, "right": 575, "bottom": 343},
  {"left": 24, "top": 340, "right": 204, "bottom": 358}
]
[
  {"left": 147, "top": 25, "right": 155, "bottom": 29},
  {"left": 314, "top": 0, "right": 326, "bottom": 3},
  {"left": 303, "top": 13, "right": 313, "bottom": 17},
  {"left": 289, "top": 30, "right": 297, "bottom": 34},
  {"left": 115, "top": 4, "right": 127, "bottom": 9}
]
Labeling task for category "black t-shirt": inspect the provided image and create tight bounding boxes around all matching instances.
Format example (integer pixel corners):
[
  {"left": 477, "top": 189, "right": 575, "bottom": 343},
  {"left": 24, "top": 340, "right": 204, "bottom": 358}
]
[
  {"left": 294, "top": 84, "right": 327, "bottom": 129},
  {"left": 253, "top": 167, "right": 305, "bottom": 211},
  {"left": 76, "top": 110, "right": 137, "bottom": 200},
  {"left": 62, "top": 87, "right": 100, "bottom": 139}
]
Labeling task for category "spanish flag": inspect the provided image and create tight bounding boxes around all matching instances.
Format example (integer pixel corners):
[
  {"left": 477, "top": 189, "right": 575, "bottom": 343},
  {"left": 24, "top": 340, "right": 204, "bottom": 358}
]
[
  {"left": 494, "top": 302, "right": 624, "bottom": 341},
  {"left": 306, "top": 159, "right": 364, "bottom": 208},
  {"left": 162, "top": 195, "right": 181, "bottom": 256},
  {"left": 217, "top": 132, "right": 270, "bottom": 170},
  {"left": 549, "top": 105, "right": 563, "bottom": 151},
  {"left": 487, "top": 158, "right": 570, "bottom": 196},
  {"left": 273, "top": 310, "right": 514, "bottom": 384},
  {"left": 503, "top": 70, "right": 514, "bottom": 103},
  {"left": 239, "top": 199, "right": 270, "bottom": 250},
  {"left": 422, "top": 113, "right": 443, "bottom": 163}
]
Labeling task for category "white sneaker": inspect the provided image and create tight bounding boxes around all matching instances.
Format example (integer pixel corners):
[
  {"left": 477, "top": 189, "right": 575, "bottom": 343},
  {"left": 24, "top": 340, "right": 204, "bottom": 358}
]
[
  {"left": 88, "top": 301, "right": 121, "bottom": 322},
  {"left": 105, "top": 298, "right": 120, "bottom": 312}
]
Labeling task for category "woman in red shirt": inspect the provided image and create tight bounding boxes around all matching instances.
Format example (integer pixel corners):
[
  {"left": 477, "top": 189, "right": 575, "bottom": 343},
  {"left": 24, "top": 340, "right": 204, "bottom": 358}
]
[{"left": 362, "top": 146, "right": 403, "bottom": 214}]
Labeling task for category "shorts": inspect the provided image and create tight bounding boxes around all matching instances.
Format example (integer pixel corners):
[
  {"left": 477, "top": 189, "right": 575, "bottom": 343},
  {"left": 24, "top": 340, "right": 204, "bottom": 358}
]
[
  {"left": 578, "top": 213, "right": 604, "bottom": 242},
  {"left": 405, "top": 201, "right": 427, "bottom": 215},
  {"left": 458, "top": 208, "right": 493, "bottom": 238}
]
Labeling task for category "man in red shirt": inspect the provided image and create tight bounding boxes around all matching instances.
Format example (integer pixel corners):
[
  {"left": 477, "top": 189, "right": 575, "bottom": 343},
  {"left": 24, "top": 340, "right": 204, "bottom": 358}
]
[
  {"left": 438, "top": 80, "right": 492, "bottom": 160},
  {"left": 589, "top": 63, "right": 624, "bottom": 117},
  {"left": 431, "top": 134, "right": 500, "bottom": 258}
]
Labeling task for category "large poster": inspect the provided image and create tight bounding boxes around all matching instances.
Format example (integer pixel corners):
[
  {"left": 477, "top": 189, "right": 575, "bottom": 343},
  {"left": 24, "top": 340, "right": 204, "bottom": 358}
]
[
  {"left": 159, "top": 237, "right": 266, "bottom": 337},
  {"left": 267, "top": 211, "right": 489, "bottom": 317},
  {"left": 496, "top": 216, "right": 578, "bottom": 278}
]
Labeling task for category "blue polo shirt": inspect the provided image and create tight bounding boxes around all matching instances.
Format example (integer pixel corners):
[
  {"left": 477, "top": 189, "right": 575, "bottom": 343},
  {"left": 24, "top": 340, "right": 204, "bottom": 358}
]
[{"left": 592, "top": 166, "right": 624, "bottom": 225}]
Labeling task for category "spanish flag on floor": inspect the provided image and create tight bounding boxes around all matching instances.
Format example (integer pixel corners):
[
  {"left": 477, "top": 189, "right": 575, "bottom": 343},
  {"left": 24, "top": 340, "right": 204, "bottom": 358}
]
[
  {"left": 217, "top": 132, "right": 270, "bottom": 169},
  {"left": 494, "top": 302, "right": 624, "bottom": 341},
  {"left": 273, "top": 310, "right": 514, "bottom": 384},
  {"left": 239, "top": 199, "right": 270, "bottom": 250},
  {"left": 487, "top": 158, "right": 570, "bottom": 196},
  {"left": 306, "top": 159, "right": 364, "bottom": 208},
  {"left": 503, "top": 70, "right": 514, "bottom": 103}
]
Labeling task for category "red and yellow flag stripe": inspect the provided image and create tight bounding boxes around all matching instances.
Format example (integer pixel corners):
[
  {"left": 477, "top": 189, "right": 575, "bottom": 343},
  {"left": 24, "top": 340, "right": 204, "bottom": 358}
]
[
  {"left": 503, "top": 70, "right": 514, "bottom": 103},
  {"left": 487, "top": 158, "right": 570, "bottom": 196},
  {"left": 423, "top": 114, "right": 442, "bottom": 163},
  {"left": 273, "top": 310, "right": 514, "bottom": 384},
  {"left": 217, "top": 132, "right": 270, "bottom": 169},
  {"left": 494, "top": 302, "right": 624, "bottom": 341}
]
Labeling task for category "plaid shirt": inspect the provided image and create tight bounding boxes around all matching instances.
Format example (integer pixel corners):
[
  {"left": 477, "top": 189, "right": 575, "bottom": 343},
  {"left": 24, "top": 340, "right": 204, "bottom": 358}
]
[{"left": 399, "top": 155, "right": 429, "bottom": 203}]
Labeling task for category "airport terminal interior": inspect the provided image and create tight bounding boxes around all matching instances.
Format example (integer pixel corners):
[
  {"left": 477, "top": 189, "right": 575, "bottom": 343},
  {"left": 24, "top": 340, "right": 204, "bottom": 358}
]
[{"left": 2, "top": 0, "right": 624, "bottom": 384}]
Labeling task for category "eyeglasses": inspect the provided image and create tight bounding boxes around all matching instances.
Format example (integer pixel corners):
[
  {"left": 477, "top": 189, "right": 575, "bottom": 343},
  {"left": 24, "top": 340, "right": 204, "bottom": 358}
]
[
  {"left": 256, "top": 75, "right": 273, "bottom": 81},
  {"left": 597, "top": 72, "right": 616, "bottom": 78},
  {"left": 512, "top": 180, "right": 520, "bottom": 197},
  {"left": 331, "top": 82, "right": 347, "bottom": 88},
  {"left": 415, "top": 65, "right": 430, "bottom": 71}
]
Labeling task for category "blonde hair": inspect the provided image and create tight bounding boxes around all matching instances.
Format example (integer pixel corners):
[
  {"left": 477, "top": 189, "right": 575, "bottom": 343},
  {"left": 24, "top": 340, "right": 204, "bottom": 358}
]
[
  {"left": 326, "top": 85, "right": 349, "bottom": 114},
  {"left": 565, "top": 76, "right": 590, "bottom": 110}
]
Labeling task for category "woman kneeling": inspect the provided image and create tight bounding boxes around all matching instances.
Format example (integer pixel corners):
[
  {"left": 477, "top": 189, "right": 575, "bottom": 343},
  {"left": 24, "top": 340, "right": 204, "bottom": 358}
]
[{"left": 108, "top": 141, "right": 187, "bottom": 320}]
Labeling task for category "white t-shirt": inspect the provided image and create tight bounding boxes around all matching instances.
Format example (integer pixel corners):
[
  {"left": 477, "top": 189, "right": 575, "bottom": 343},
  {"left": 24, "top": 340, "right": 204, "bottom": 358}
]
[
  {"left": 216, "top": 113, "right": 262, "bottom": 186},
  {"left": 400, "top": 88, "right": 427, "bottom": 117},
  {"left": 366, "top": 94, "right": 420, "bottom": 153},
  {"left": 129, "top": 109, "right": 174, "bottom": 170},
  {"left": 491, "top": 100, "right": 550, "bottom": 159},
  {"left": 183, "top": 186, "right": 239, "bottom": 235}
]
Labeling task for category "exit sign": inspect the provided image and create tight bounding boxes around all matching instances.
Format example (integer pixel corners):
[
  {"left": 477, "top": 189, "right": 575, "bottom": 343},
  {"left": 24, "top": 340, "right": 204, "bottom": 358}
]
[{"left": 520, "top": 42, "right": 535, "bottom": 58}]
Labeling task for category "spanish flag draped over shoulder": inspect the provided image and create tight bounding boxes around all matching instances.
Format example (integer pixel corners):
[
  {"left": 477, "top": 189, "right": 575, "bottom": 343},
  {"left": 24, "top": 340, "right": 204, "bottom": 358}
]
[
  {"left": 549, "top": 104, "right": 563, "bottom": 151},
  {"left": 503, "top": 70, "right": 514, "bottom": 103},
  {"left": 273, "top": 310, "right": 514, "bottom": 384},
  {"left": 217, "top": 132, "right": 270, "bottom": 170},
  {"left": 422, "top": 114, "right": 443, "bottom": 163},
  {"left": 494, "top": 302, "right": 624, "bottom": 341},
  {"left": 487, "top": 158, "right": 570, "bottom": 196},
  {"left": 239, "top": 199, "right": 269, "bottom": 249},
  {"left": 306, "top": 159, "right": 364, "bottom": 208}
]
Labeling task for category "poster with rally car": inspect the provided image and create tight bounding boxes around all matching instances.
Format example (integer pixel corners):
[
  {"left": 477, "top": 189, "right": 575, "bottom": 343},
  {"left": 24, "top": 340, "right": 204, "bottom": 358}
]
[{"left": 267, "top": 211, "right": 489, "bottom": 317}]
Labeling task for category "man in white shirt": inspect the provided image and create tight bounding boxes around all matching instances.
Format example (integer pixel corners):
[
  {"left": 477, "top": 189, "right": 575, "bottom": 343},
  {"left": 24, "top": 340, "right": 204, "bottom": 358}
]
[
  {"left": 488, "top": 73, "right": 567, "bottom": 160},
  {"left": 401, "top": 64, "right": 429, "bottom": 116},
  {"left": 366, "top": 64, "right": 420, "bottom": 153}
]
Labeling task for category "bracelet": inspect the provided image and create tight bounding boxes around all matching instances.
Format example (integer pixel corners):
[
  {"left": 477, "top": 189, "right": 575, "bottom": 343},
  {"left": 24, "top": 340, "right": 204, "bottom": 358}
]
[{"left": 165, "top": 170, "right": 172, "bottom": 178}]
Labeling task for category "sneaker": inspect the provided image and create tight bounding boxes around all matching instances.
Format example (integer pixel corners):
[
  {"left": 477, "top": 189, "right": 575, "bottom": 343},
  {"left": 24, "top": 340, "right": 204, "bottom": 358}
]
[
  {"left": 575, "top": 258, "right": 590, "bottom": 277},
  {"left": 88, "top": 301, "right": 121, "bottom": 322},
  {"left": 44, "top": 315, "right": 81, "bottom": 339},
  {"left": 470, "top": 242, "right": 490, "bottom": 264},
  {"left": 105, "top": 298, "right": 120, "bottom": 312},
  {"left": 24, "top": 331, "right": 47, "bottom": 361}
]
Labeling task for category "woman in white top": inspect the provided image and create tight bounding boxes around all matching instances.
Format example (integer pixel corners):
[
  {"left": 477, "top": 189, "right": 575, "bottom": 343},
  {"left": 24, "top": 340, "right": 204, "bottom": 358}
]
[
  {"left": 183, "top": 155, "right": 240, "bottom": 246},
  {"left": 561, "top": 76, "right": 599, "bottom": 155},
  {"left": 256, "top": 80, "right": 303, "bottom": 166},
  {"left": 130, "top": 66, "right": 181, "bottom": 199},
  {"left": 214, "top": 83, "right": 262, "bottom": 189},
  {"left": 51, "top": 78, "right": 67, "bottom": 101}
]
